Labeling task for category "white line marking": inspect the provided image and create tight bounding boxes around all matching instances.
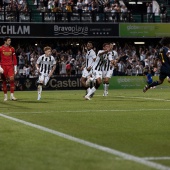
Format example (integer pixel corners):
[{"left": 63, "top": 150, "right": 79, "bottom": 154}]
[
  {"left": 0, "top": 113, "right": 170, "bottom": 170},
  {"left": 143, "top": 157, "right": 170, "bottom": 161},
  {"left": 116, "top": 96, "right": 170, "bottom": 102},
  {"left": 3, "top": 108, "right": 170, "bottom": 114},
  {"left": 96, "top": 95, "right": 170, "bottom": 102}
]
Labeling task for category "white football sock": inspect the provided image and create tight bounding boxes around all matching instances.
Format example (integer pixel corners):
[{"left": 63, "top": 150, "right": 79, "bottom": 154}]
[
  {"left": 38, "top": 85, "right": 42, "bottom": 98},
  {"left": 87, "top": 87, "right": 96, "bottom": 96}
]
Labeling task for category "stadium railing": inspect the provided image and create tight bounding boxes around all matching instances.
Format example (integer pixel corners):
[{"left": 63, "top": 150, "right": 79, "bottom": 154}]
[{"left": 0, "top": 11, "right": 169, "bottom": 23}]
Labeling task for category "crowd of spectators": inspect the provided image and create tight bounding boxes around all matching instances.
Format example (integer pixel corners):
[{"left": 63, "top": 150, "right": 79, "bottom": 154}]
[
  {"left": 35, "top": 0, "right": 133, "bottom": 22},
  {"left": 0, "top": 0, "right": 169, "bottom": 22},
  {"left": 33, "top": 0, "right": 169, "bottom": 22},
  {"left": 14, "top": 40, "right": 162, "bottom": 79},
  {"left": 0, "top": 0, "right": 29, "bottom": 21}
]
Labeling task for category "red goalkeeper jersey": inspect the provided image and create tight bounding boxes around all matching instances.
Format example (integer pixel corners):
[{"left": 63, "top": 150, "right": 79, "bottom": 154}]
[{"left": 0, "top": 45, "right": 17, "bottom": 66}]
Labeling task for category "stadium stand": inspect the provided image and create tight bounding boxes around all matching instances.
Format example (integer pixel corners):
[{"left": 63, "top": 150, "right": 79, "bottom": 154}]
[{"left": 0, "top": 0, "right": 169, "bottom": 22}]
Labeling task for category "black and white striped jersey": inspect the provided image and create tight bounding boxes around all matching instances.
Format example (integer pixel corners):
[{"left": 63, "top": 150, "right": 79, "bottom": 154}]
[
  {"left": 97, "top": 0, "right": 107, "bottom": 6},
  {"left": 93, "top": 50, "right": 113, "bottom": 71},
  {"left": 102, "top": 51, "right": 113, "bottom": 71},
  {"left": 37, "top": 54, "right": 56, "bottom": 74}
]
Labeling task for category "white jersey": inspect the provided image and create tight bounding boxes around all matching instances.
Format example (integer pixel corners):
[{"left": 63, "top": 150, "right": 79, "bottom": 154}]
[
  {"left": 82, "top": 49, "right": 96, "bottom": 78},
  {"left": 85, "top": 49, "right": 96, "bottom": 68},
  {"left": 37, "top": 54, "right": 56, "bottom": 75}
]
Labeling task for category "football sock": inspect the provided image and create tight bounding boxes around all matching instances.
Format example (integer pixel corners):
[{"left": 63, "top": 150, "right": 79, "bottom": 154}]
[
  {"left": 2, "top": 81, "right": 7, "bottom": 94},
  {"left": 106, "top": 83, "right": 109, "bottom": 91},
  {"left": 10, "top": 80, "right": 15, "bottom": 93},
  {"left": 103, "top": 83, "right": 107, "bottom": 92},
  {"left": 38, "top": 85, "right": 42, "bottom": 98},
  {"left": 87, "top": 87, "right": 96, "bottom": 97},
  {"left": 10, "top": 93, "right": 14, "bottom": 98},
  {"left": 4, "top": 94, "right": 7, "bottom": 100},
  {"left": 87, "top": 87, "right": 90, "bottom": 94}
]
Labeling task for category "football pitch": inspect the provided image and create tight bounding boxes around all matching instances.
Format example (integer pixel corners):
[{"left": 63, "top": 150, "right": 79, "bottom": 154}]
[{"left": 0, "top": 89, "right": 170, "bottom": 170}]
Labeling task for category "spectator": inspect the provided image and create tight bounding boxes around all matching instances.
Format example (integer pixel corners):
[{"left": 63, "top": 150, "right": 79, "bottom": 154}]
[
  {"left": 136, "top": 61, "right": 144, "bottom": 76},
  {"left": 111, "top": 3, "right": 118, "bottom": 22},
  {"left": 159, "top": 3, "right": 167, "bottom": 22},
  {"left": 126, "top": 64, "right": 132, "bottom": 76},
  {"left": 76, "top": 0, "right": 83, "bottom": 14},
  {"left": 65, "top": 1, "right": 73, "bottom": 22},
  {"left": 117, "top": 60, "right": 126, "bottom": 76},
  {"left": 60, "top": 55, "right": 67, "bottom": 75},
  {"left": 146, "top": 3, "right": 153, "bottom": 22},
  {"left": 120, "top": 5, "right": 128, "bottom": 22},
  {"left": 66, "top": 61, "right": 71, "bottom": 76},
  {"left": 23, "top": 64, "right": 31, "bottom": 77},
  {"left": 70, "top": 58, "right": 76, "bottom": 75},
  {"left": 18, "top": 52, "right": 25, "bottom": 69}
]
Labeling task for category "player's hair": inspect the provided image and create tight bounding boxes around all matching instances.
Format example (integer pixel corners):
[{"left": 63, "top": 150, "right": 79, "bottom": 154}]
[
  {"left": 3, "top": 36, "right": 11, "bottom": 42},
  {"left": 159, "top": 37, "right": 170, "bottom": 46},
  {"left": 44, "top": 46, "right": 52, "bottom": 52},
  {"left": 103, "top": 43, "right": 109, "bottom": 47},
  {"left": 87, "top": 41, "right": 94, "bottom": 47}
]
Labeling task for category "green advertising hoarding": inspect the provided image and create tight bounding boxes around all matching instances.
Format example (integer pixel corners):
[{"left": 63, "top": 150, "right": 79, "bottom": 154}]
[
  {"left": 99, "top": 76, "right": 170, "bottom": 89},
  {"left": 101, "top": 76, "right": 146, "bottom": 89},
  {"left": 120, "top": 23, "right": 170, "bottom": 37}
]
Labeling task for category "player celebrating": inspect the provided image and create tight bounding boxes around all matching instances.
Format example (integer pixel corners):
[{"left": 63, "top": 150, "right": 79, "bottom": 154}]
[
  {"left": 84, "top": 43, "right": 110, "bottom": 100},
  {"left": 143, "top": 37, "right": 170, "bottom": 92},
  {"left": 0, "top": 37, "right": 17, "bottom": 101},
  {"left": 102, "top": 43, "right": 118, "bottom": 96},
  {"left": 36, "top": 46, "right": 56, "bottom": 100},
  {"left": 80, "top": 41, "right": 96, "bottom": 96}
]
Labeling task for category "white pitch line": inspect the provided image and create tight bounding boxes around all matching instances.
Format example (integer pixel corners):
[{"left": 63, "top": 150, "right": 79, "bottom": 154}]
[
  {"left": 0, "top": 113, "right": 170, "bottom": 170},
  {"left": 116, "top": 96, "right": 170, "bottom": 102},
  {"left": 3, "top": 108, "right": 170, "bottom": 114},
  {"left": 143, "top": 157, "right": 170, "bottom": 161},
  {"left": 95, "top": 95, "right": 170, "bottom": 102}
]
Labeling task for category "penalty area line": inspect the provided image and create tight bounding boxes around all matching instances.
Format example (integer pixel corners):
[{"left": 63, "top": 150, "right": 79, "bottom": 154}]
[{"left": 0, "top": 113, "right": 170, "bottom": 170}]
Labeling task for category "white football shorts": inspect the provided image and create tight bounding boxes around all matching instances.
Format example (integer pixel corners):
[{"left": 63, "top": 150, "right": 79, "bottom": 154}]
[
  {"left": 82, "top": 68, "right": 92, "bottom": 78},
  {"left": 92, "top": 70, "right": 102, "bottom": 79},
  {"left": 39, "top": 73, "right": 50, "bottom": 86},
  {"left": 102, "top": 70, "right": 113, "bottom": 79}
]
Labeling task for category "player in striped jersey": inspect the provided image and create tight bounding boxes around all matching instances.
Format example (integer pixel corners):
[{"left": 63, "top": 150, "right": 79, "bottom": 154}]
[
  {"left": 81, "top": 41, "right": 96, "bottom": 96},
  {"left": 102, "top": 43, "right": 118, "bottom": 96},
  {"left": 84, "top": 43, "right": 110, "bottom": 100},
  {"left": 36, "top": 46, "right": 56, "bottom": 100}
]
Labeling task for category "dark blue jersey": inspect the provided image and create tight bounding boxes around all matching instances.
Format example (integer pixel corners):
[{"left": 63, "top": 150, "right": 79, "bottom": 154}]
[
  {"left": 158, "top": 46, "right": 170, "bottom": 66},
  {"left": 146, "top": 73, "right": 153, "bottom": 84},
  {"left": 157, "top": 46, "right": 170, "bottom": 80}
]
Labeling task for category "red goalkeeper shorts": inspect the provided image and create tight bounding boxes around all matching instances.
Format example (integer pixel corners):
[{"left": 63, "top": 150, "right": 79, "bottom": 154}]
[{"left": 1, "top": 65, "right": 14, "bottom": 78}]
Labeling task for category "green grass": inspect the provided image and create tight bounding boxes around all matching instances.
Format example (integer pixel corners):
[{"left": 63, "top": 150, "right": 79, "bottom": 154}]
[{"left": 0, "top": 89, "right": 170, "bottom": 170}]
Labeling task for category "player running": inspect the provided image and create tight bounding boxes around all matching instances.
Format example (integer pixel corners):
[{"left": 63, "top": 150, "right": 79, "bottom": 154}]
[
  {"left": 84, "top": 43, "right": 111, "bottom": 100},
  {"left": 102, "top": 42, "right": 118, "bottom": 96},
  {"left": 143, "top": 37, "right": 170, "bottom": 92},
  {"left": 36, "top": 46, "right": 56, "bottom": 100}
]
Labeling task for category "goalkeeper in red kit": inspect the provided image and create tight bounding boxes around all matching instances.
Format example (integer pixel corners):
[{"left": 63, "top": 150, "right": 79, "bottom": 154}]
[{"left": 0, "top": 37, "right": 17, "bottom": 101}]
